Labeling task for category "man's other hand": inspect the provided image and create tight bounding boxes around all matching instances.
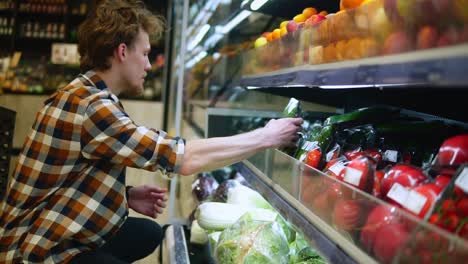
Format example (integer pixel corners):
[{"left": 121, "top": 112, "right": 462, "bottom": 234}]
[{"left": 128, "top": 185, "right": 167, "bottom": 219}]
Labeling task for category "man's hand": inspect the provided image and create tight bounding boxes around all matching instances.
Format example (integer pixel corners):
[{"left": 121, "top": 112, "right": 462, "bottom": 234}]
[
  {"left": 261, "top": 117, "right": 303, "bottom": 149},
  {"left": 127, "top": 185, "right": 167, "bottom": 219}
]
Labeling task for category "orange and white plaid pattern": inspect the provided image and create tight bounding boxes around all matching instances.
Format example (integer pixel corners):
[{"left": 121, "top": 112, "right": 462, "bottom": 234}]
[{"left": 0, "top": 71, "right": 185, "bottom": 263}]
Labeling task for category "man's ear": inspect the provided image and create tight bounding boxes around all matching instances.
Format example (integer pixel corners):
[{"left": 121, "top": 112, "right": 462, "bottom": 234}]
[{"left": 114, "top": 43, "right": 127, "bottom": 62}]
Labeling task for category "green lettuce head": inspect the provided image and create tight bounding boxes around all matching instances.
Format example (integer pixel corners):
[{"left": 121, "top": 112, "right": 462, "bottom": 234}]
[{"left": 214, "top": 213, "right": 290, "bottom": 264}]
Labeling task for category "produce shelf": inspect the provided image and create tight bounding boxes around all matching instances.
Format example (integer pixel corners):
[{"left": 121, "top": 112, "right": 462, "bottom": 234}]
[
  {"left": 240, "top": 45, "right": 468, "bottom": 89},
  {"left": 241, "top": 0, "right": 339, "bottom": 19},
  {"left": 234, "top": 149, "right": 468, "bottom": 264}
]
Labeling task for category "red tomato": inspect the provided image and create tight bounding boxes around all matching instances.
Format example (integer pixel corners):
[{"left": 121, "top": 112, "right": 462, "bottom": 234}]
[
  {"left": 437, "top": 134, "right": 468, "bottom": 166},
  {"left": 441, "top": 199, "right": 457, "bottom": 214},
  {"left": 429, "top": 213, "right": 441, "bottom": 225},
  {"left": 458, "top": 221, "right": 468, "bottom": 239},
  {"left": 456, "top": 198, "right": 468, "bottom": 217},
  {"left": 360, "top": 204, "right": 399, "bottom": 252},
  {"left": 381, "top": 165, "right": 428, "bottom": 202},
  {"left": 441, "top": 213, "right": 460, "bottom": 233},
  {"left": 417, "top": 249, "right": 434, "bottom": 264},
  {"left": 375, "top": 170, "right": 385, "bottom": 181},
  {"left": 373, "top": 171, "right": 385, "bottom": 199},
  {"left": 311, "top": 192, "right": 331, "bottom": 219},
  {"left": 333, "top": 199, "right": 362, "bottom": 231},
  {"left": 434, "top": 174, "right": 451, "bottom": 191},
  {"left": 306, "top": 149, "right": 322, "bottom": 169},
  {"left": 338, "top": 157, "right": 373, "bottom": 193},
  {"left": 327, "top": 181, "right": 352, "bottom": 204},
  {"left": 373, "top": 223, "right": 410, "bottom": 263}
]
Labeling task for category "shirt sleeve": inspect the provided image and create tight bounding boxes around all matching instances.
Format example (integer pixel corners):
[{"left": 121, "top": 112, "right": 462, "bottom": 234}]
[{"left": 80, "top": 97, "right": 185, "bottom": 173}]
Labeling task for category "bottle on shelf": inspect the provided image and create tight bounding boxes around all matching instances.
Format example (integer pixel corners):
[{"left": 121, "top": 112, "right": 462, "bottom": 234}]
[
  {"left": 80, "top": 2, "right": 87, "bottom": 15},
  {"left": 33, "top": 22, "right": 40, "bottom": 38},
  {"left": 46, "top": 23, "right": 52, "bottom": 39},
  {"left": 25, "top": 22, "right": 32, "bottom": 38},
  {"left": 0, "top": 18, "right": 5, "bottom": 35},
  {"left": 59, "top": 23, "right": 65, "bottom": 39},
  {"left": 52, "top": 23, "right": 58, "bottom": 39}
]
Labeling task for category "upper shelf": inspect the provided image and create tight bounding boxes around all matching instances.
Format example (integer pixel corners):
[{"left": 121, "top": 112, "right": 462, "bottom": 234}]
[
  {"left": 240, "top": 44, "right": 468, "bottom": 89},
  {"left": 241, "top": 0, "right": 339, "bottom": 19},
  {"left": 237, "top": 0, "right": 468, "bottom": 90}
]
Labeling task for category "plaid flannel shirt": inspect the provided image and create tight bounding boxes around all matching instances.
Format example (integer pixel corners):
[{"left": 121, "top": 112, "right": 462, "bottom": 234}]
[{"left": 0, "top": 71, "right": 185, "bottom": 263}]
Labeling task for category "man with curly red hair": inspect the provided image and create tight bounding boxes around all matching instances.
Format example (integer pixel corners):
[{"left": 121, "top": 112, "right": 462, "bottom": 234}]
[{"left": 0, "top": 1, "right": 302, "bottom": 263}]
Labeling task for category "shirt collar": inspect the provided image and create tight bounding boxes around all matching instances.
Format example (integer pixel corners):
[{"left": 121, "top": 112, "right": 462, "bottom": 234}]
[
  {"left": 81, "top": 70, "right": 109, "bottom": 91},
  {"left": 81, "top": 70, "right": 120, "bottom": 103}
]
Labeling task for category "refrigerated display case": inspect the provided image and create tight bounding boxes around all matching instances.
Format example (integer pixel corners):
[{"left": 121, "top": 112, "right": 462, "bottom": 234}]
[{"left": 164, "top": 0, "right": 468, "bottom": 263}]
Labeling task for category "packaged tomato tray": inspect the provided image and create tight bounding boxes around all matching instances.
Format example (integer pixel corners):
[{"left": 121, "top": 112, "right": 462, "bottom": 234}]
[
  {"left": 394, "top": 165, "right": 468, "bottom": 264},
  {"left": 427, "top": 165, "right": 468, "bottom": 239}
]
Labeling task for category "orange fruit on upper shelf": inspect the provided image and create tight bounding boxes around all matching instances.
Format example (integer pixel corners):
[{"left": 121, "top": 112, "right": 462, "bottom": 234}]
[
  {"left": 340, "top": 0, "right": 364, "bottom": 10},
  {"left": 303, "top": 7, "right": 317, "bottom": 18},
  {"left": 319, "top": 10, "right": 328, "bottom": 16},
  {"left": 272, "top": 29, "right": 281, "bottom": 40}
]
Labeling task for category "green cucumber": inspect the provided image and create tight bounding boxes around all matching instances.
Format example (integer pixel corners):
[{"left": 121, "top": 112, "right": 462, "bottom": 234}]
[
  {"left": 324, "top": 107, "right": 400, "bottom": 128},
  {"left": 316, "top": 125, "right": 335, "bottom": 154}
]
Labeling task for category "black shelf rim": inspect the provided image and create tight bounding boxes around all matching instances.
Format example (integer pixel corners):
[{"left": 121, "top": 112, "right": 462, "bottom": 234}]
[{"left": 240, "top": 53, "right": 468, "bottom": 89}]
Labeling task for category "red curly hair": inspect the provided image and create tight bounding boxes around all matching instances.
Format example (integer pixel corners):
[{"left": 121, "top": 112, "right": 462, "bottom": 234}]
[{"left": 78, "top": 0, "right": 165, "bottom": 72}]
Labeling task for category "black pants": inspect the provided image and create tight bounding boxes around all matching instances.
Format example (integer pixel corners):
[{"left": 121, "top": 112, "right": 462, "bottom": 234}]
[{"left": 70, "top": 217, "right": 163, "bottom": 264}]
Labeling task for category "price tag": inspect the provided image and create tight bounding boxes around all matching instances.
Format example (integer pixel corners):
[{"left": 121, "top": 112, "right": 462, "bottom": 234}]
[
  {"left": 343, "top": 167, "right": 363, "bottom": 187},
  {"left": 314, "top": 70, "right": 329, "bottom": 85},
  {"left": 301, "top": 141, "right": 318, "bottom": 152},
  {"left": 387, "top": 183, "right": 409, "bottom": 205},
  {"left": 383, "top": 150, "right": 398, "bottom": 162},
  {"left": 409, "top": 60, "right": 444, "bottom": 83},
  {"left": 404, "top": 190, "right": 428, "bottom": 215},
  {"left": 326, "top": 151, "right": 334, "bottom": 162},
  {"left": 455, "top": 167, "right": 468, "bottom": 194},
  {"left": 354, "top": 65, "right": 379, "bottom": 85},
  {"left": 329, "top": 161, "right": 345, "bottom": 176}
]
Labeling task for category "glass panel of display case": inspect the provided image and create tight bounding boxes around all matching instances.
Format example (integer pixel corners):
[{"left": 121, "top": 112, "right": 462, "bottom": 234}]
[{"left": 245, "top": 148, "right": 468, "bottom": 263}]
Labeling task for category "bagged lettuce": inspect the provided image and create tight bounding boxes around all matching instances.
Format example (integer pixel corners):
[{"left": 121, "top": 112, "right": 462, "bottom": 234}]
[
  {"left": 214, "top": 212, "right": 290, "bottom": 264},
  {"left": 227, "top": 185, "right": 295, "bottom": 242},
  {"left": 289, "top": 232, "right": 327, "bottom": 264}
]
